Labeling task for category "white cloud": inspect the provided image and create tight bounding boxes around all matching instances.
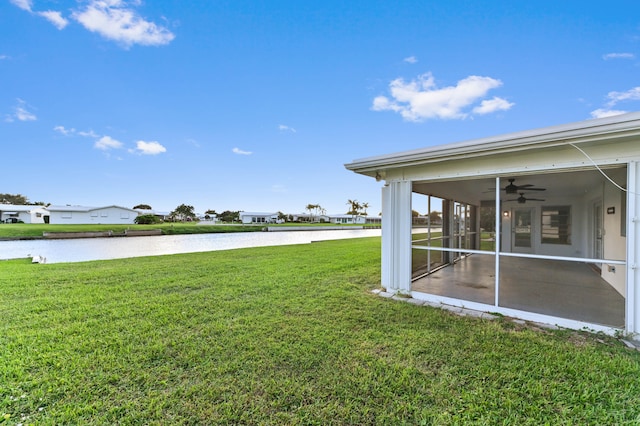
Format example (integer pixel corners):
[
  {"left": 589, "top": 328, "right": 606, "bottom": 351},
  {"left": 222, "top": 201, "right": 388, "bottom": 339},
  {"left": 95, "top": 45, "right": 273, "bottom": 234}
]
[
  {"left": 72, "top": 0, "right": 175, "bottom": 48},
  {"left": 372, "top": 72, "right": 511, "bottom": 121},
  {"left": 95, "top": 135, "right": 123, "bottom": 150},
  {"left": 15, "top": 106, "right": 37, "bottom": 121},
  {"left": 10, "top": 0, "right": 32, "bottom": 12},
  {"left": 278, "top": 124, "right": 296, "bottom": 133},
  {"left": 10, "top": 0, "right": 68, "bottom": 30},
  {"left": 232, "top": 147, "right": 252, "bottom": 155},
  {"left": 0, "top": 55, "right": 9, "bottom": 60},
  {"left": 590, "top": 108, "right": 628, "bottom": 119},
  {"left": 605, "top": 87, "right": 640, "bottom": 106},
  {"left": 54, "top": 125, "right": 76, "bottom": 135},
  {"left": 78, "top": 129, "right": 99, "bottom": 138},
  {"left": 589, "top": 86, "right": 640, "bottom": 119},
  {"left": 6, "top": 99, "right": 37, "bottom": 122},
  {"left": 131, "top": 140, "right": 166, "bottom": 155},
  {"left": 271, "top": 184, "right": 286, "bottom": 193},
  {"left": 404, "top": 56, "right": 418, "bottom": 64},
  {"left": 37, "top": 10, "right": 69, "bottom": 30},
  {"left": 54, "top": 126, "right": 101, "bottom": 138},
  {"left": 602, "top": 53, "right": 635, "bottom": 60},
  {"left": 472, "top": 97, "right": 514, "bottom": 115}
]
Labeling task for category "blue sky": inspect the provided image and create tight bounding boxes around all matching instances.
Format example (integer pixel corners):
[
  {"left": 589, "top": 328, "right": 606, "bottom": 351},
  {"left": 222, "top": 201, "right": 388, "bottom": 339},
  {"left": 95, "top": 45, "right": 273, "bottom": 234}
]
[{"left": 2, "top": 1, "right": 639, "bottom": 216}]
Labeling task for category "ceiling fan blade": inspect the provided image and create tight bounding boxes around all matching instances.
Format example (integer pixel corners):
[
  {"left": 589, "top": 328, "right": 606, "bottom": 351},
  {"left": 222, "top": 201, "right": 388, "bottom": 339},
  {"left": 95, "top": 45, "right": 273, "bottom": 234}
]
[{"left": 486, "top": 179, "right": 546, "bottom": 193}]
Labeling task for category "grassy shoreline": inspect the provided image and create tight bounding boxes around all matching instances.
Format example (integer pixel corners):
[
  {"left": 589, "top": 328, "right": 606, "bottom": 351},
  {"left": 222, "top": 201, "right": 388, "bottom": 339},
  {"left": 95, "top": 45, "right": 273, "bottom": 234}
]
[
  {"left": 2, "top": 237, "right": 640, "bottom": 424},
  {"left": 0, "top": 222, "right": 372, "bottom": 240}
]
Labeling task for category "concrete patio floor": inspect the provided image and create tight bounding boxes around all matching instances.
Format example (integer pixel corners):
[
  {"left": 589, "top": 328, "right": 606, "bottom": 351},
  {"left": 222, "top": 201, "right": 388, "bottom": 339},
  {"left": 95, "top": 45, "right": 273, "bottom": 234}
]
[{"left": 412, "top": 254, "right": 625, "bottom": 328}]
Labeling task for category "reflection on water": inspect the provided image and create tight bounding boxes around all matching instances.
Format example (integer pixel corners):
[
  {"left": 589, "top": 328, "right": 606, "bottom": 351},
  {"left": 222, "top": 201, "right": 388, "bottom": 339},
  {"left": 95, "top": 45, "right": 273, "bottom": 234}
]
[{"left": 0, "top": 229, "right": 381, "bottom": 264}]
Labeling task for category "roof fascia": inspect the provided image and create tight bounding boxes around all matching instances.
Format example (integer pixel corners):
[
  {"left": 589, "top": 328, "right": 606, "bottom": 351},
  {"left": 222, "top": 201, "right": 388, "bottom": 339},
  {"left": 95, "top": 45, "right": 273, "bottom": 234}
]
[{"left": 345, "top": 112, "right": 640, "bottom": 175}]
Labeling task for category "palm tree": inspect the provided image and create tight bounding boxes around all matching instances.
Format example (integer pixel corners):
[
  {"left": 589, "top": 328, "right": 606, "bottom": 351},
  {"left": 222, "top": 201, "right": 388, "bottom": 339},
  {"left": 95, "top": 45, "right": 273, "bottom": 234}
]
[
  {"left": 346, "top": 199, "right": 361, "bottom": 215},
  {"left": 305, "top": 203, "right": 319, "bottom": 222}
]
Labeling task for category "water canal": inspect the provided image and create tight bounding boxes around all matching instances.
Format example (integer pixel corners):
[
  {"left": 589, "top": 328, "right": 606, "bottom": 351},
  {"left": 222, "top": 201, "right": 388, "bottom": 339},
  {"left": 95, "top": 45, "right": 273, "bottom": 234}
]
[{"left": 0, "top": 229, "right": 382, "bottom": 263}]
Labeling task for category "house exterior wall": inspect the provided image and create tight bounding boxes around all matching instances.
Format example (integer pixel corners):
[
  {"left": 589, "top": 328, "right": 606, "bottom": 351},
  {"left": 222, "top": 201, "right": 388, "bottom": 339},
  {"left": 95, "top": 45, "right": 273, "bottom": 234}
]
[
  {"left": 501, "top": 194, "right": 587, "bottom": 259},
  {"left": 601, "top": 181, "right": 627, "bottom": 296},
  {"left": 239, "top": 213, "right": 278, "bottom": 224},
  {"left": 0, "top": 206, "right": 48, "bottom": 224},
  {"left": 329, "top": 215, "right": 366, "bottom": 224},
  {"left": 48, "top": 206, "right": 138, "bottom": 224},
  {"left": 21, "top": 207, "right": 48, "bottom": 224}
]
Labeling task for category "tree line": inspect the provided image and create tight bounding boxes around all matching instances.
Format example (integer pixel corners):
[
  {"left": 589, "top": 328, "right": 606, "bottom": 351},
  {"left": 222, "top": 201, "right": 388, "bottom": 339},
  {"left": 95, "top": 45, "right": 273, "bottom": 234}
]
[{"left": 3, "top": 194, "right": 381, "bottom": 225}]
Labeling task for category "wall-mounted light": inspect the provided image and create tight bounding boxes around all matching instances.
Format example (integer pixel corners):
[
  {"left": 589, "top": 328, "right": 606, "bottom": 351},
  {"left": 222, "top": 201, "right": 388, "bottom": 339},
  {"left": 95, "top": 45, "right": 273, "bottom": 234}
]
[{"left": 503, "top": 210, "right": 510, "bottom": 218}]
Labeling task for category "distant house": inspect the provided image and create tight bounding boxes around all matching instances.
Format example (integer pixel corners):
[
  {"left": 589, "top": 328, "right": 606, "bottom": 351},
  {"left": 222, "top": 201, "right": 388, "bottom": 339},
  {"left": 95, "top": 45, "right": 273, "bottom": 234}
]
[
  {"left": 0, "top": 204, "right": 49, "bottom": 224},
  {"left": 328, "top": 214, "right": 366, "bottom": 225},
  {"left": 239, "top": 212, "right": 279, "bottom": 224},
  {"left": 365, "top": 216, "right": 382, "bottom": 225},
  {"left": 47, "top": 205, "right": 139, "bottom": 225},
  {"left": 346, "top": 111, "right": 640, "bottom": 338},
  {"left": 291, "top": 213, "right": 330, "bottom": 223}
]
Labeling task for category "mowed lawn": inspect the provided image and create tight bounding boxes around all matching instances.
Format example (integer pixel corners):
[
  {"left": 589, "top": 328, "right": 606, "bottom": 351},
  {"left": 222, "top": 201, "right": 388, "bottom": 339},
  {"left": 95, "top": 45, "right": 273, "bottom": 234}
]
[{"left": 1, "top": 237, "right": 639, "bottom": 425}]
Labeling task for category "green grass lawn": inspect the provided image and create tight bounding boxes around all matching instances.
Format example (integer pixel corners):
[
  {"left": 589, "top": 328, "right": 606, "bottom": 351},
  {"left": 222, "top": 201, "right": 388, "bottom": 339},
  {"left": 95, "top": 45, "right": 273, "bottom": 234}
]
[
  {"left": 0, "top": 223, "right": 264, "bottom": 239},
  {"left": 1, "top": 237, "right": 639, "bottom": 424}
]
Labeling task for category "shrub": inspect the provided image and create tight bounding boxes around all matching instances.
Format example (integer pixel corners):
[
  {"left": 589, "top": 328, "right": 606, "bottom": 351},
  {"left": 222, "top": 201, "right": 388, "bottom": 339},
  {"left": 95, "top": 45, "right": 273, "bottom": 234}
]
[{"left": 134, "top": 214, "right": 162, "bottom": 225}]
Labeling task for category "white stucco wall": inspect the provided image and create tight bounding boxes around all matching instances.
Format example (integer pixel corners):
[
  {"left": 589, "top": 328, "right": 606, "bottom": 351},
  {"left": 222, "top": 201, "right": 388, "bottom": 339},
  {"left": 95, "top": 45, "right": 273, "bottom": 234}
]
[
  {"left": 601, "top": 179, "right": 627, "bottom": 295},
  {"left": 48, "top": 206, "right": 137, "bottom": 224}
]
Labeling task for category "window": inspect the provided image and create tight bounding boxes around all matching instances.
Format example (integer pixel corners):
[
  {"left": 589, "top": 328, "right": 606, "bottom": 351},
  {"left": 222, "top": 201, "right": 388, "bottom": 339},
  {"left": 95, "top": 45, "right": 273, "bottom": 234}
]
[
  {"left": 61, "top": 212, "right": 72, "bottom": 219},
  {"left": 541, "top": 206, "right": 571, "bottom": 244}
]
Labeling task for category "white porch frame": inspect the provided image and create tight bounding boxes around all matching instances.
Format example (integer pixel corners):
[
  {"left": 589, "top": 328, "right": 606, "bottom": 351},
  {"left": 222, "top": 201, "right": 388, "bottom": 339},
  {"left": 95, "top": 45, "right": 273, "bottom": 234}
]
[
  {"left": 380, "top": 166, "right": 638, "bottom": 337},
  {"left": 348, "top": 113, "right": 640, "bottom": 338}
]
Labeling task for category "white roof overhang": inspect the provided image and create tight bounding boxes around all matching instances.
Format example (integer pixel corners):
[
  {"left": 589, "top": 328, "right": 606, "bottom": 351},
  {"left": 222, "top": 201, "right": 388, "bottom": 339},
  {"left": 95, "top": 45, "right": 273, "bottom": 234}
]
[{"left": 345, "top": 112, "right": 640, "bottom": 178}]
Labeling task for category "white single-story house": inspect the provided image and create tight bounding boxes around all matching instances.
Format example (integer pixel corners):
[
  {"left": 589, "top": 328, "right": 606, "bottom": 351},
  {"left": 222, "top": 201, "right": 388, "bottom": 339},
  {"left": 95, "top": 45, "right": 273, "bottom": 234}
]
[
  {"left": 365, "top": 216, "right": 382, "bottom": 225},
  {"left": 0, "top": 204, "right": 49, "bottom": 224},
  {"left": 346, "top": 112, "right": 640, "bottom": 339},
  {"left": 291, "top": 213, "right": 330, "bottom": 223},
  {"left": 47, "top": 205, "right": 139, "bottom": 225},
  {"left": 328, "top": 214, "right": 367, "bottom": 225},
  {"left": 239, "top": 212, "right": 280, "bottom": 224}
]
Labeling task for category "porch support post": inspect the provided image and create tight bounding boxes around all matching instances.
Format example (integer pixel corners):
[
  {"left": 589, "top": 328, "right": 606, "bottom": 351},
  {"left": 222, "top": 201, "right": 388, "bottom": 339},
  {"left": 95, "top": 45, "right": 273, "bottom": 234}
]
[
  {"left": 381, "top": 181, "right": 413, "bottom": 294},
  {"left": 627, "top": 162, "right": 639, "bottom": 337},
  {"left": 495, "top": 177, "right": 501, "bottom": 307}
]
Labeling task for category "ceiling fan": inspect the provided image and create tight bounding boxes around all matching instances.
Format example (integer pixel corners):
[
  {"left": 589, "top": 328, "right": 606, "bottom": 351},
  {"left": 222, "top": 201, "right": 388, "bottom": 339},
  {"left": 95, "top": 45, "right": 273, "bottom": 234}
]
[
  {"left": 489, "top": 178, "right": 546, "bottom": 194},
  {"left": 507, "top": 193, "right": 545, "bottom": 204}
]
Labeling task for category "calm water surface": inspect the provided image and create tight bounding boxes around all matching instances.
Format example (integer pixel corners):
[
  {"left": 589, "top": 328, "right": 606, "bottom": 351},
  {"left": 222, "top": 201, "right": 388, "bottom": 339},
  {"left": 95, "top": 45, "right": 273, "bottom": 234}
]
[{"left": 0, "top": 229, "right": 381, "bottom": 263}]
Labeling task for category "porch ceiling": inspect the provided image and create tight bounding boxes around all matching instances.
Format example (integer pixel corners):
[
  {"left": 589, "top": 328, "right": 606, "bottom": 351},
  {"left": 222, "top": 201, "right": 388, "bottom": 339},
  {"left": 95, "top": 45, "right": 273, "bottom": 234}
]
[{"left": 412, "top": 167, "right": 626, "bottom": 206}]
